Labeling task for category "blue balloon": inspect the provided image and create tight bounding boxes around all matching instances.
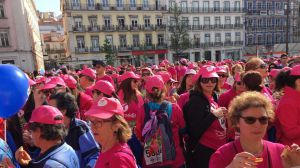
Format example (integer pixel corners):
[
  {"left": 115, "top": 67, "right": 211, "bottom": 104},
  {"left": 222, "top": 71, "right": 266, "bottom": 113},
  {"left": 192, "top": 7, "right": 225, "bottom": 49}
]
[{"left": 0, "top": 65, "right": 29, "bottom": 118}]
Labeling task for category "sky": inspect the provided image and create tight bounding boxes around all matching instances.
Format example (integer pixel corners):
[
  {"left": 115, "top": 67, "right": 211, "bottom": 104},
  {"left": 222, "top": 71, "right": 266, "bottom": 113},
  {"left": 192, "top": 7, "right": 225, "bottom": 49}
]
[{"left": 34, "top": 0, "right": 61, "bottom": 16}]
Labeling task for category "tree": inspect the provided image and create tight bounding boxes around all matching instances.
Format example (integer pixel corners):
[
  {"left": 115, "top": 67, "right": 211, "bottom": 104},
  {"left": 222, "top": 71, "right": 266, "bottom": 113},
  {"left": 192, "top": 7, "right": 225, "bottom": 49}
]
[
  {"left": 169, "top": 3, "right": 190, "bottom": 60},
  {"left": 103, "top": 39, "right": 116, "bottom": 66}
]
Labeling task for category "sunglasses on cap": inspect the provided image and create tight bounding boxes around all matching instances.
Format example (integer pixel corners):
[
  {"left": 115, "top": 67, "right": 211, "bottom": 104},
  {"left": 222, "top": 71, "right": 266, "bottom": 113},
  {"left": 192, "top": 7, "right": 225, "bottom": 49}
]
[
  {"left": 256, "top": 63, "right": 268, "bottom": 69},
  {"left": 240, "top": 116, "right": 269, "bottom": 125},
  {"left": 142, "top": 73, "right": 151, "bottom": 77},
  {"left": 200, "top": 78, "right": 218, "bottom": 84},
  {"left": 218, "top": 74, "right": 228, "bottom": 78}
]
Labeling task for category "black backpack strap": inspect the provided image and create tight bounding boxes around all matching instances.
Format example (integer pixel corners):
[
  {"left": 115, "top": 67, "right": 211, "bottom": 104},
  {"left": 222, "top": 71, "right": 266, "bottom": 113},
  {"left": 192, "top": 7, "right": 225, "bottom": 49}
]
[
  {"left": 158, "top": 101, "right": 171, "bottom": 118},
  {"left": 143, "top": 102, "right": 151, "bottom": 128}
]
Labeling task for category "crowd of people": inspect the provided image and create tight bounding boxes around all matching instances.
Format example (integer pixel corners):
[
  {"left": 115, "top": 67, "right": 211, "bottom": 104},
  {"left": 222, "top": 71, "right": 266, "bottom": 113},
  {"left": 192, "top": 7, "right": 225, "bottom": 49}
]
[{"left": 1, "top": 54, "right": 300, "bottom": 168}]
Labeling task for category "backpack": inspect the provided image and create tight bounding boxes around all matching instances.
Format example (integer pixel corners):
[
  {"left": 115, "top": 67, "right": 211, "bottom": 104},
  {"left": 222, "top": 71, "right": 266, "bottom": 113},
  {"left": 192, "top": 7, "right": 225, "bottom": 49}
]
[{"left": 142, "top": 101, "right": 176, "bottom": 166}]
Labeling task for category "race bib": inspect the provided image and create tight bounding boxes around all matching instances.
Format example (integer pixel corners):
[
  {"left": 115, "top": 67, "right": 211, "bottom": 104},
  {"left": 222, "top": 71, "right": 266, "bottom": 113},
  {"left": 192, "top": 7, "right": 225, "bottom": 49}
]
[{"left": 144, "top": 133, "right": 163, "bottom": 165}]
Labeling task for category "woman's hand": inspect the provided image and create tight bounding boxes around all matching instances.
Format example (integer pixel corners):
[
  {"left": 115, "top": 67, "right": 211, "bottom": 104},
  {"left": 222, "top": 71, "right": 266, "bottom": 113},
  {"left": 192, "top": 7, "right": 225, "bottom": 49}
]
[
  {"left": 22, "top": 130, "right": 34, "bottom": 147},
  {"left": 281, "top": 144, "right": 300, "bottom": 168},
  {"left": 2, "top": 157, "right": 16, "bottom": 168},
  {"left": 15, "top": 146, "right": 32, "bottom": 166},
  {"left": 212, "top": 107, "right": 227, "bottom": 118},
  {"left": 226, "top": 152, "right": 258, "bottom": 168}
]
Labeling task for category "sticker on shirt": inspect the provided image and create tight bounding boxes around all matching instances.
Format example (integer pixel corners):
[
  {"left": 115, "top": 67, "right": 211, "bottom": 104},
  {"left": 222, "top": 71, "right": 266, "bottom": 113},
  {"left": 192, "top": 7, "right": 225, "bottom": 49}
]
[{"left": 210, "top": 104, "right": 227, "bottom": 131}]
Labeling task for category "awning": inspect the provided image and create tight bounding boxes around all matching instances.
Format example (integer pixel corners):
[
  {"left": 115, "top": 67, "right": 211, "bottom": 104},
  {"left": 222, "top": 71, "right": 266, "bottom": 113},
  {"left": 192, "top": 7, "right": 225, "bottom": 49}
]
[{"left": 132, "top": 49, "right": 168, "bottom": 56}]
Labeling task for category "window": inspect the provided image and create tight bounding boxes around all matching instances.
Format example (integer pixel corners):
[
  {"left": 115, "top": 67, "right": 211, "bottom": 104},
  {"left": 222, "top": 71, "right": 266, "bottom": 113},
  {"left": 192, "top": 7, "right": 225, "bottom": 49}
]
[
  {"left": 267, "top": 34, "right": 272, "bottom": 44},
  {"left": 104, "top": 17, "right": 111, "bottom": 27},
  {"left": 257, "top": 35, "right": 263, "bottom": 44},
  {"left": 158, "top": 34, "right": 164, "bottom": 45},
  {"left": 145, "top": 34, "right": 152, "bottom": 45},
  {"left": 214, "top": 1, "right": 220, "bottom": 11},
  {"left": 204, "top": 17, "right": 210, "bottom": 25},
  {"left": 235, "top": 32, "right": 241, "bottom": 41},
  {"left": 258, "top": 19, "right": 263, "bottom": 27},
  {"left": 0, "top": 31, "right": 9, "bottom": 47},
  {"left": 267, "top": 2, "right": 272, "bottom": 9},
  {"left": 0, "top": 3, "right": 4, "bottom": 18},
  {"left": 132, "top": 35, "right": 139, "bottom": 47},
  {"left": 192, "top": 1, "right": 199, "bottom": 12},
  {"left": 119, "top": 35, "right": 127, "bottom": 47},
  {"left": 203, "top": 1, "right": 209, "bottom": 12},
  {"left": 204, "top": 34, "right": 210, "bottom": 43},
  {"left": 118, "top": 17, "right": 125, "bottom": 27},
  {"left": 144, "top": 18, "right": 150, "bottom": 27},
  {"left": 143, "top": 0, "right": 149, "bottom": 8},
  {"left": 234, "top": 1, "right": 240, "bottom": 10},
  {"left": 157, "top": 18, "right": 162, "bottom": 26},
  {"left": 275, "top": 34, "right": 281, "bottom": 43},
  {"left": 275, "top": 19, "right": 280, "bottom": 26},
  {"left": 131, "top": 18, "right": 138, "bottom": 27},
  {"left": 248, "top": 2, "right": 252, "bottom": 10},
  {"left": 215, "top": 17, "right": 221, "bottom": 25},
  {"left": 215, "top": 33, "right": 221, "bottom": 43},
  {"left": 74, "top": 17, "right": 82, "bottom": 27},
  {"left": 76, "top": 36, "right": 85, "bottom": 48},
  {"left": 193, "top": 17, "right": 199, "bottom": 25},
  {"left": 72, "top": 0, "right": 80, "bottom": 7},
  {"left": 275, "top": 2, "right": 280, "bottom": 10},
  {"left": 225, "top": 16, "right": 231, "bottom": 25},
  {"left": 182, "top": 17, "right": 189, "bottom": 26},
  {"left": 181, "top": 1, "right": 187, "bottom": 12},
  {"left": 247, "top": 36, "right": 253, "bottom": 45},
  {"left": 235, "top": 17, "right": 240, "bottom": 25},
  {"left": 102, "top": 0, "right": 109, "bottom": 7},
  {"left": 87, "top": 0, "right": 94, "bottom": 7},
  {"left": 116, "top": 0, "right": 123, "bottom": 7},
  {"left": 267, "top": 19, "right": 272, "bottom": 27},
  {"left": 88, "top": 17, "right": 97, "bottom": 27},
  {"left": 106, "top": 35, "right": 113, "bottom": 45},
  {"left": 257, "top": 2, "right": 262, "bottom": 9},
  {"left": 225, "top": 33, "right": 231, "bottom": 42},
  {"left": 130, "top": 0, "right": 136, "bottom": 7},
  {"left": 224, "top": 1, "right": 230, "bottom": 11},
  {"left": 91, "top": 36, "right": 99, "bottom": 48}
]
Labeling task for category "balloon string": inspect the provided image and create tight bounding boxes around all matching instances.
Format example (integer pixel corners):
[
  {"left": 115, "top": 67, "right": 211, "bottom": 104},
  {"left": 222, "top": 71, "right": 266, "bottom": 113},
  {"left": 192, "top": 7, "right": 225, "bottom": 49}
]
[{"left": 4, "top": 119, "right": 6, "bottom": 142}]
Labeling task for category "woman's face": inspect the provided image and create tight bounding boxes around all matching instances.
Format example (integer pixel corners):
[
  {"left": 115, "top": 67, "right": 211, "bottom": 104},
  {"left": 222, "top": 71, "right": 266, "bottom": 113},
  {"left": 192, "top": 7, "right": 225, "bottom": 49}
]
[
  {"left": 92, "top": 90, "right": 103, "bottom": 102},
  {"left": 199, "top": 77, "right": 218, "bottom": 94},
  {"left": 268, "top": 76, "right": 276, "bottom": 91},
  {"left": 88, "top": 117, "right": 115, "bottom": 145},
  {"left": 234, "top": 81, "right": 245, "bottom": 94},
  {"left": 131, "top": 79, "right": 138, "bottom": 90},
  {"left": 217, "top": 73, "right": 228, "bottom": 86},
  {"left": 255, "top": 62, "right": 268, "bottom": 79},
  {"left": 237, "top": 107, "right": 269, "bottom": 141},
  {"left": 185, "top": 74, "right": 194, "bottom": 88},
  {"left": 234, "top": 66, "right": 243, "bottom": 75}
]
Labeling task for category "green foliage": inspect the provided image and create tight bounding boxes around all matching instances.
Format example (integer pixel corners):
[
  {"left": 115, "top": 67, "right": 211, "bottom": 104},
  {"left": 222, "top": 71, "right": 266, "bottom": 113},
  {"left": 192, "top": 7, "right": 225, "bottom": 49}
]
[{"left": 103, "top": 39, "right": 116, "bottom": 66}]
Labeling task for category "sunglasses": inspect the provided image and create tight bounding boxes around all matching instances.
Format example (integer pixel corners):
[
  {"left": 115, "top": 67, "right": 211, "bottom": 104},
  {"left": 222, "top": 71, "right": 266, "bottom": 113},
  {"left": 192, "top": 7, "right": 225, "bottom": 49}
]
[
  {"left": 256, "top": 63, "right": 267, "bottom": 69},
  {"left": 142, "top": 73, "right": 151, "bottom": 77},
  {"left": 218, "top": 74, "right": 228, "bottom": 78},
  {"left": 200, "top": 78, "right": 218, "bottom": 84},
  {"left": 240, "top": 116, "right": 269, "bottom": 125}
]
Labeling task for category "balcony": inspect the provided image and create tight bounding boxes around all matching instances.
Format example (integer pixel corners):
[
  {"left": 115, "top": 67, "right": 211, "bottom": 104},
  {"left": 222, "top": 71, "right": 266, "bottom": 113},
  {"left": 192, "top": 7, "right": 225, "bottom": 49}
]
[
  {"left": 214, "top": 24, "right": 224, "bottom": 29},
  {"left": 72, "top": 26, "right": 86, "bottom": 32},
  {"left": 118, "top": 45, "right": 132, "bottom": 51},
  {"left": 234, "top": 41, "right": 243, "bottom": 46},
  {"left": 170, "top": 7, "right": 244, "bottom": 14},
  {"left": 156, "top": 43, "right": 168, "bottom": 49},
  {"left": 141, "top": 25, "right": 155, "bottom": 31},
  {"left": 63, "top": 3, "right": 167, "bottom": 11},
  {"left": 102, "top": 25, "right": 115, "bottom": 31},
  {"left": 224, "top": 24, "right": 234, "bottom": 29},
  {"left": 224, "top": 41, "right": 234, "bottom": 46},
  {"left": 90, "top": 47, "right": 101, "bottom": 53},
  {"left": 192, "top": 25, "right": 202, "bottom": 30},
  {"left": 193, "top": 43, "right": 201, "bottom": 48},
  {"left": 234, "top": 24, "right": 243, "bottom": 29},
  {"left": 202, "top": 42, "right": 214, "bottom": 48},
  {"left": 116, "top": 25, "right": 129, "bottom": 31},
  {"left": 75, "top": 47, "right": 88, "bottom": 53},
  {"left": 144, "top": 44, "right": 155, "bottom": 50},
  {"left": 214, "top": 42, "right": 223, "bottom": 47},
  {"left": 203, "top": 25, "right": 213, "bottom": 30},
  {"left": 129, "top": 25, "right": 141, "bottom": 31},
  {"left": 87, "top": 25, "right": 100, "bottom": 32},
  {"left": 155, "top": 24, "right": 166, "bottom": 30},
  {"left": 45, "top": 48, "right": 65, "bottom": 54}
]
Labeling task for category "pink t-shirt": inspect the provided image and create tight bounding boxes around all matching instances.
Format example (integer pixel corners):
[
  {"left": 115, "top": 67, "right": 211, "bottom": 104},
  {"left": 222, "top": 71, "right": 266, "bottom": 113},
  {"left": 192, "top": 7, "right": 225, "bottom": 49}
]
[
  {"left": 218, "top": 89, "right": 237, "bottom": 109},
  {"left": 94, "top": 143, "right": 137, "bottom": 168},
  {"left": 200, "top": 96, "right": 227, "bottom": 150},
  {"left": 96, "top": 74, "right": 114, "bottom": 86},
  {"left": 177, "top": 92, "right": 190, "bottom": 110},
  {"left": 210, "top": 139, "right": 284, "bottom": 168}
]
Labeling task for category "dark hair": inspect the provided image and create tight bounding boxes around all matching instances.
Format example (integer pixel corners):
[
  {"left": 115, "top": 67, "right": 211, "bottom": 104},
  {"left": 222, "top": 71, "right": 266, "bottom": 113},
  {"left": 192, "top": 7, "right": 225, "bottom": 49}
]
[
  {"left": 147, "top": 87, "right": 165, "bottom": 102},
  {"left": 193, "top": 76, "right": 220, "bottom": 93},
  {"left": 92, "top": 89, "right": 120, "bottom": 100},
  {"left": 275, "top": 69, "right": 300, "bottom": 91},
  {"left": 49, "top": 92, "right": 78, "bottom": 119},
  {"left": 177, "top": 74, "right": 189, "bottom": 95},
  {"left": 29, "top": 122, "right": 67, "bottom": 141},
  {"left": 242, "top": 71, "right": 263, "bottom": 92},
  {"left": 268, "top": 63, "right": 278, "bottom": 72},
  {"left": 117, "top": 78, "right": 138, "bottom": 104},
  {"left": 93, "top": 60, "right": 106, "bottom": 67}
]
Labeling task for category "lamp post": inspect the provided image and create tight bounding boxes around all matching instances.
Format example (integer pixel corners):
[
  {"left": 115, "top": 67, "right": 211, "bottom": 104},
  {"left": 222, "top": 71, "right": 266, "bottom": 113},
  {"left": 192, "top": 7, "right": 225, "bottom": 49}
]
[{"left": 285, "top": 0, "right": 290, "bottom": 55}]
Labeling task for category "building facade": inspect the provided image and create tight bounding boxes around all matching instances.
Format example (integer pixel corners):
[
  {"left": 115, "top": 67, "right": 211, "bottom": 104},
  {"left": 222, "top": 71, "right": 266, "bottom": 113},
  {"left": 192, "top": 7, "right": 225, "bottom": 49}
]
[
  {"left": 0, "top": 0, "right": 44, "bottom": 72},
  {"left": 61, "top": 0, "right": 168, "bottom": 67},
  {"left": 165, "top": 0, "right": 244, "bottom": 62},
  {"left": 244, "top": 0, "right": 300, "bottom": 57}
]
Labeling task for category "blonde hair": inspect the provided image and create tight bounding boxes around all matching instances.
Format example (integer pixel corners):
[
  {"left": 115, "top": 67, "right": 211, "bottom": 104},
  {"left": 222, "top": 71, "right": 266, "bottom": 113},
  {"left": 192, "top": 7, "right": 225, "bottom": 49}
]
[
  {"left": 245, "top": 58, "right": 263, "bottom": 71},
  {"left": 111, "top": 115, "right": 132, "bottom": 143},
  {"left": 228, "top": 91, "right": 275, "bottom": 130}
]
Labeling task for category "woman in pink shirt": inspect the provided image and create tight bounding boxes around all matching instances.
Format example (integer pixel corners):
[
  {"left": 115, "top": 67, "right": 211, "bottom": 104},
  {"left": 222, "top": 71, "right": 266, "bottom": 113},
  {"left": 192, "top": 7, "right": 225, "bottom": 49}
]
[
  {"left": 85, "top": 97, "right": 137, "bottom": 168},
  {"left": 210, "top": 91, "right": 295, "bottom": 168}
]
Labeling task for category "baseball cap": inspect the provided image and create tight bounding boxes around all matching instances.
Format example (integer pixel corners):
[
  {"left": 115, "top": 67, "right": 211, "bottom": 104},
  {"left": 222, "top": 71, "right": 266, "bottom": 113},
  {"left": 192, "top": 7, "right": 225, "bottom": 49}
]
[
  {"left": 30, "top": 105, "right": 64, "bottom": 124},
  {"left": 216, "top": 66, "right": 227, "bottom": 73},
  {"left": 180, "top": 58, "right": 188, "bottom": 66},
  {"left": 93, "top": 60, "right": 107, "bottom": 67},
  {"left": 199, "top": 66, "right": 219, "bottom": 78},
  {"left": 93, "top": 80, "right": 115, "bottom": 96},
  {"left": 41, "top": 76, "right": 66, "bottom": 90},
  {"left": 25, "top": 74, "right": 36, "bottom": 86},
  {"left": 185, "top": 69, "right": 197, "bottom": 75},
  {"left": 35, "top": 76, "right": 46, "bottom": 84},
  {"left": 269, "top": 69, "right": 280, "bottom": 78},
  {"left": 290, "top": 65, "right": 300, "bottom": 76},
  {"left": 79, "top": 68, "right": 96, "bottom": 80},
  {"left": 118, "top": 71, "right": 140, "bottom": 83},
  {"left": 156, "top": 71, "right": 177, "bottom": 83},
  {"left": 145, "top": 75, "right": 165, "bottom": 93},
  {"left": 85, "top": 97, "right": 124, "bottom": 119},
  {"left": 62, "top": 75, "right": 77, "bottom": 89}
]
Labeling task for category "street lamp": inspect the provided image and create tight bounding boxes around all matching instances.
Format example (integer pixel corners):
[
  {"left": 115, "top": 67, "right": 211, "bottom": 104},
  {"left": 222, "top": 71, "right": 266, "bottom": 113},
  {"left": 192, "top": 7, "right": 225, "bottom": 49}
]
[{"left": 285, "top": 0, "right": 290, "bottom": 55}]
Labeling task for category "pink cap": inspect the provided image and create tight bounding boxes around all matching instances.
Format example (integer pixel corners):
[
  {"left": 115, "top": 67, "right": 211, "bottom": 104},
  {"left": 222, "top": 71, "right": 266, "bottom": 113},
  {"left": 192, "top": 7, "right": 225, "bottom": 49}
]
[
  {"left": 157, "top": 71, "right": 177, "bottom": 83},
  {"left": 85, "top": 97, "right": 124, "bottom": 119},
  {"left": 35, "top": 76, "right": 46, "bottom": 84},
  {"left": 185, "top": 69, "right": 197, "bottom": 75},
  {"left": 180, "top": 58, "right": 188, "bottom": 65},
  {"left": 93, "top": 80, "right": 115, "bottom": 96},
  {"left": 151, "top": 65, "right": 159, "bottom": 70},
  {"left": 25, "top": 74, "right": 36, "bottom": 86},
  {"left": 269, "top": 69, "right": 280, "bottom": 78},
  {"left": 188, "top": 63, "right": 197, "bottom": 69},
  {"left": 159, "top": 62, "right": 166, "bottom": 67},
  {"left": 290, "top": 65, "right": 300, "bottom": 76},
  {"left": 118, "top": 71, "right": 140, "bottom": 83},
  {"left": 145, "top": 75, "right": 165, "bottom": 93},
  {"left": 111, "top": 73, "right": 119, "bottom": 79},
  {"left": 79, "top": 68, "right": 96, "bottom": 80},
  {"left": 41, "top": 76, "right": 66, "bottom": 90},
  {"left": 30, "top": 105, "right": 64, "bottom": 124},
  {"left": 62, "top": 75, "right": 77, "bottom": 89},
  {"left": 142, "top": 67, "right": 153, "bottom": 74},
  {"left": 199, "top": 66, "right": 219, "bottom": 78},
  {"left": 216, "top": 66, "right": 227, "bottom": 73}
]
